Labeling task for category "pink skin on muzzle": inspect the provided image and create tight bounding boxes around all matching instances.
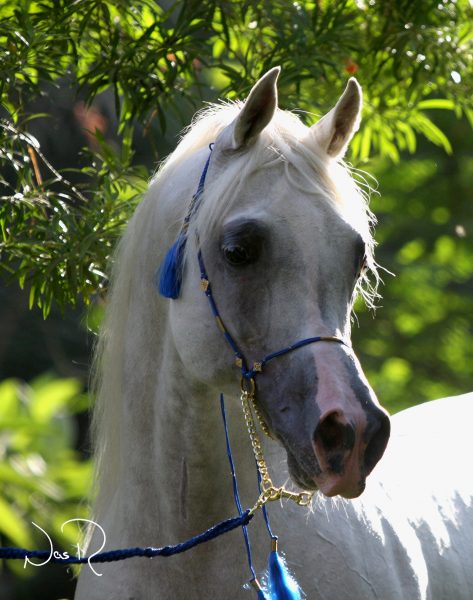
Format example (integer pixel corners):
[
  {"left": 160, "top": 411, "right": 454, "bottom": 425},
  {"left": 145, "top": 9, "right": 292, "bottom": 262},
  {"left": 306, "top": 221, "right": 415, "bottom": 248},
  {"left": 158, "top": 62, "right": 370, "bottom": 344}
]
[{"left": 310, "top": 348, "right": 390, "bottom": 499}]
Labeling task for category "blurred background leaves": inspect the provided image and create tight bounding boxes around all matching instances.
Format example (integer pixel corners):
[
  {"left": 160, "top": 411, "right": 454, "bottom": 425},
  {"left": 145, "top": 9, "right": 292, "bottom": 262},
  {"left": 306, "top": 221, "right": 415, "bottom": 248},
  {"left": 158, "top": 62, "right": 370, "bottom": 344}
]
[
  {"left": 0, "top": 0, "right": 472, "bottom": 597},
  {"left": 353, "top": 109, "right": 473, "bottom": 413},
  {"left": 0, "top": 375, "right": 90, "bottom": 595}
]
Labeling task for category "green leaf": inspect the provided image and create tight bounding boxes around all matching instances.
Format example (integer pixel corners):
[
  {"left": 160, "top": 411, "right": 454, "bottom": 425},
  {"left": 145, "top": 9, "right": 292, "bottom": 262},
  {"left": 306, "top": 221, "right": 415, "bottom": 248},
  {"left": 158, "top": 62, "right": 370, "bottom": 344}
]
[
  {"left": 28, "top": 284, "right": 36, "bottom": 309},
  {"left": 396, "top": 122, "right": 416, "bottom": 154},
  {"left": 212, "top": 38, "right": 226, "bottom": 59},
  {"left": 0, "top": 496, "right": 33, "bottom": 547},
  {"left": 0, "top": 379, "right": 19, "bottom": 418},
  {"left": 412, "top": 113, "right": 452, "bottom": 154},
  {"left": 417, "top": 99, "right": 456, "bottom": 110},
  {"left": 29, "top": 377, "right": 82, "bottom": 423}
]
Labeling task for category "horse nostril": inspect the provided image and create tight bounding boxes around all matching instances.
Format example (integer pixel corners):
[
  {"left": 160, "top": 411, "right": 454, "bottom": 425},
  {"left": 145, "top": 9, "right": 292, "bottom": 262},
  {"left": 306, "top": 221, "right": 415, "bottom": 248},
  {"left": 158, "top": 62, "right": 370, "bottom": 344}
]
[
  {"left": 314, "top": 411, "right": 356, "bottom": 455},
  {"left": 364, "top": 411, "right": 391, "bottom": 475},
  {"left": 313, "top": 408, "right": 390, "bottom": 482}
]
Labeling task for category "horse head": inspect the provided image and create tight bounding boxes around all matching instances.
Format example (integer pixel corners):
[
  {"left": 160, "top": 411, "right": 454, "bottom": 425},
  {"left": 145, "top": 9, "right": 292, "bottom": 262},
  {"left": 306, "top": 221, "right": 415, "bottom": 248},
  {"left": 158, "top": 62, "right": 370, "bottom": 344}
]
[{"left": 161, "top": 68, "right": 390, "bottom": 500}]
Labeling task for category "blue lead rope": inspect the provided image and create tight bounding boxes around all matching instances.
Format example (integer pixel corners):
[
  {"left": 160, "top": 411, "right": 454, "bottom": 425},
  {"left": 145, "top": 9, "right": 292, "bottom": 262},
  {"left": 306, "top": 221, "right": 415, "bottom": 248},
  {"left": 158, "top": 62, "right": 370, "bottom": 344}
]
[
  {"left": 220, "top": 394, "right": 258, "bottom": 579},
  {"left": 0, "top": 511, "right": 252, "bottom": 565},
  {"left": 220, "top": 394, "right": 267, "bottom": 598},
  {"left": 220, "top": 394, "right": 303, "bottom": 600}
]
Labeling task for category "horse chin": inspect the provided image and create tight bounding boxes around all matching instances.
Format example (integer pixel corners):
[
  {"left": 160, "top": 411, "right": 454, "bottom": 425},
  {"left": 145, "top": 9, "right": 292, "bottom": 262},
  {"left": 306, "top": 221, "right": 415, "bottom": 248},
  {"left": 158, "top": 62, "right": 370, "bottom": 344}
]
[
  {"left": 286, "top": 450, "right": 318, "bottom": 492},
  {"left": 285, "top": 447, "right": 367, "bottom": 499},
  {"left": 313, "top": 473, "right": 366, "bottom": 499}
]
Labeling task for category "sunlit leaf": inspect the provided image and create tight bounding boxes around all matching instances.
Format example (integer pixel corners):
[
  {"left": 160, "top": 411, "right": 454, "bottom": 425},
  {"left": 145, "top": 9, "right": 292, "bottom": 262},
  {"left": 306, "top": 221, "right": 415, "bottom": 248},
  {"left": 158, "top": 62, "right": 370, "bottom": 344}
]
[
  {"left": 412, "top": 113, "right": 453, "bottom": 154},
  {"left": 29, "top": 376, "right": 82, "bottom": 423},
  {"left": 417, "top": 99, "right": 456, "bottom": 110},
  {"left": 0, "top": 496, "right": 33, "bottom": 547},
  {"left": 0, "top": 379, "right": 19, "bottom": 418}
]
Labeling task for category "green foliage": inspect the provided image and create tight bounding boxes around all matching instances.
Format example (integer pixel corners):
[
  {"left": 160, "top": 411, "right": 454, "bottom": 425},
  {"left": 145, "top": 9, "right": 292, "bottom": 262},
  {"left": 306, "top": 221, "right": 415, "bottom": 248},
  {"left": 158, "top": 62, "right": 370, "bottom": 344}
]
[
  {"left": 0, "top": 374, "right": 91, "bottom": 576},
  {"left": 0, "top": 120, "right": 148, "bottom": 316},
  {"left": 353, "top": 118, "right": 473, "bottom": 412},
  {"left": 1, "top": 0, "right": 472, "bottom": 314}
]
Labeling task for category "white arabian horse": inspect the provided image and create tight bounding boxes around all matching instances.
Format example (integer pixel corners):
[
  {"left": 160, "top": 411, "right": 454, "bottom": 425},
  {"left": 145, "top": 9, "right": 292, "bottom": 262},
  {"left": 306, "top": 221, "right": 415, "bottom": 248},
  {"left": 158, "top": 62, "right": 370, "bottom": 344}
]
[{"left": 75, "top": 68, "right": 473, "bottom": 599}]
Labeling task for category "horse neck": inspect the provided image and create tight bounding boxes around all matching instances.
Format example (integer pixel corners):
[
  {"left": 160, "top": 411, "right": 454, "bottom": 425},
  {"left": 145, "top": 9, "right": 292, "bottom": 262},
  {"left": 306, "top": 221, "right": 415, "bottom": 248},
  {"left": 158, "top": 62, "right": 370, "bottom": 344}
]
[
  {"left": 95, "top": 159, "right": 265, "bottom": 546},
  {"left": 111, "top": 312, "right": 258, "bottom": 545}
]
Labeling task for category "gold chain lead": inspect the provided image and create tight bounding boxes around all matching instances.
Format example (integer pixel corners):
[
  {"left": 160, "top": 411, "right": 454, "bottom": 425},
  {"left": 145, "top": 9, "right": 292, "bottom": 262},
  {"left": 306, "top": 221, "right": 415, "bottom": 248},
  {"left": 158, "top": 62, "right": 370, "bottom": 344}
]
[{"left": 240, "top": 382, "right": 314, "bottom": 514}]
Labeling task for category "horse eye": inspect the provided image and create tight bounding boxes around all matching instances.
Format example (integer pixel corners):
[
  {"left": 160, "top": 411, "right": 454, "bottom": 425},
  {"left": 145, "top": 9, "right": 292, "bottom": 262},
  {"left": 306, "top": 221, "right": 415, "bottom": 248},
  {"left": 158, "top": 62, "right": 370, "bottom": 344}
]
[{"left": 223, "top": 244, "right": 250, "bottom": 266}]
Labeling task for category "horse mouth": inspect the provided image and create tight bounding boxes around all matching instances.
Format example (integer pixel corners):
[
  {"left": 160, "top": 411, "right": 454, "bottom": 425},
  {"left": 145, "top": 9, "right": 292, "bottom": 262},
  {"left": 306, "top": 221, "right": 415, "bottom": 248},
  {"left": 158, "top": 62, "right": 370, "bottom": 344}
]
[
  {"left": 285, "top": 444, "right": 367, "bottom": 498},
  {"left": 285, "top": 448, "right": 319, "bottom": 492}
]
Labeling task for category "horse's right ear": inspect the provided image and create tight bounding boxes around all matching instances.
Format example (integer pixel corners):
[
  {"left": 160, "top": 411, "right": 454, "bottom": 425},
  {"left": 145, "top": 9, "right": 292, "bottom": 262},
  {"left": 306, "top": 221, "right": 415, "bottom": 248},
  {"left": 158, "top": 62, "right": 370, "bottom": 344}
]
[{"left": 228, "top": 67, "right": 280, "bottom": 150}]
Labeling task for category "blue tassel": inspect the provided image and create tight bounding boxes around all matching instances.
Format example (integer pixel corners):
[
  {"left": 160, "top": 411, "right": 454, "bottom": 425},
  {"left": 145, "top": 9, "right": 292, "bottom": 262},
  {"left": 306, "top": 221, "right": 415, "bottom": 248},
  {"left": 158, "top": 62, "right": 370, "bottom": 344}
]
[
  {"left": 157, "top": 147, "right": 214, "bottom": 299},
  {"left": 267, "top": 540, "right": 302, "bottom": 600},
  {"left": 157, "top": 232, "right": 187, "bottom": 299}
]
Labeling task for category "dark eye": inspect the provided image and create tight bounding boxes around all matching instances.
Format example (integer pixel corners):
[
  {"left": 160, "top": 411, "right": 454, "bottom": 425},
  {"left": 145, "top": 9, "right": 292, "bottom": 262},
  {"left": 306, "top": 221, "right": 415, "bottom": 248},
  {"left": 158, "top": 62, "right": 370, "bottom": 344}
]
[
  {"left": 221, "top": 218, "right": 266, "bottom": 268},
  {"left": 223, "top": 244, "right": 251, "bottom": 266}
]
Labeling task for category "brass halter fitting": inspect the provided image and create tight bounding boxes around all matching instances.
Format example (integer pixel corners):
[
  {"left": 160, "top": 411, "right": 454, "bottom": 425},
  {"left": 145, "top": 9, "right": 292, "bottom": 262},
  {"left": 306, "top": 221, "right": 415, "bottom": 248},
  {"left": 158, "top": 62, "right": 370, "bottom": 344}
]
[{"left": 240, "top": 375, "right": 255, "bottom": 396}]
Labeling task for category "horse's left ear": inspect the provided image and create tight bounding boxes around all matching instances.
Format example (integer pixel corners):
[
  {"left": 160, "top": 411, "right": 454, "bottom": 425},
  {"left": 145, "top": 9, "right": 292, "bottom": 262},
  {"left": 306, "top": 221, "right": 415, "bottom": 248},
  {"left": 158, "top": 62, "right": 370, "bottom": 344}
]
[
  {"left": 230, "top": 67, "right": 280, "bottom": 149},
  {"left": 308, "top": 78, "right": 362, "bottom": 159}
]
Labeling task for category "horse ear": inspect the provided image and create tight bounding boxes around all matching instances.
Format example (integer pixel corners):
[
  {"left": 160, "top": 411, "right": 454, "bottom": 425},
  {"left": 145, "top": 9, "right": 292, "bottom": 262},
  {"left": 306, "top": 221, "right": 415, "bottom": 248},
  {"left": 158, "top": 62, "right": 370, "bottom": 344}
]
[
  {"left": 231, "top": 66, "right": 280, "bottom": 149},
  {"left": 308, "top": 78, "right": 362, "bottom": 159}
]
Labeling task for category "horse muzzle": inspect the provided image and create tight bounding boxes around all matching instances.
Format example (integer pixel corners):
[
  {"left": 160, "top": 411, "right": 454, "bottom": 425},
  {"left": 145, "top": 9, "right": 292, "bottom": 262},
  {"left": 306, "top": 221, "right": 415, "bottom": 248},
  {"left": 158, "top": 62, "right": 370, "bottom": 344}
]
[
  {"left": 280, "top": 402, "right": 390, "bottom": 499},
  {"left": 311, "top": 404, "right": 390, "bottom": 498},
  {"left": 259, "top": 349, "right": 391, "bottom": 500}
]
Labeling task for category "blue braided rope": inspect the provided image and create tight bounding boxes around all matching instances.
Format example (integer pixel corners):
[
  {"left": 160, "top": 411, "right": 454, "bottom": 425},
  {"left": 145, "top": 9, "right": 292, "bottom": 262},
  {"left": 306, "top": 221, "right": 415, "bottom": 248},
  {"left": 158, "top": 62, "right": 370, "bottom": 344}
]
[
  {"left": 220, "top": 394, "right": 257, "bottom": 580},
  {"left": 184, "top": 144, "right": 214, "bottom": 227},
  {"left": 197, "top": 248, "right": 248, "bottom": 370},
  {"left": 0, "top": 511, "right": 253, "bottom": 565},
  {"left": 256, "top": 336, "right": 347, "bottom": 374}
]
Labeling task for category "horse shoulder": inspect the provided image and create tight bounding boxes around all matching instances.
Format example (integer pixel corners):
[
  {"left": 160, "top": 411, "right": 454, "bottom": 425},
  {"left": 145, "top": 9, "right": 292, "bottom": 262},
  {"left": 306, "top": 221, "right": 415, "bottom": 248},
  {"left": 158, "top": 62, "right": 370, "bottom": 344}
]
[{"left": 365, "top": 392, "right": 473, "bottom": 598}]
